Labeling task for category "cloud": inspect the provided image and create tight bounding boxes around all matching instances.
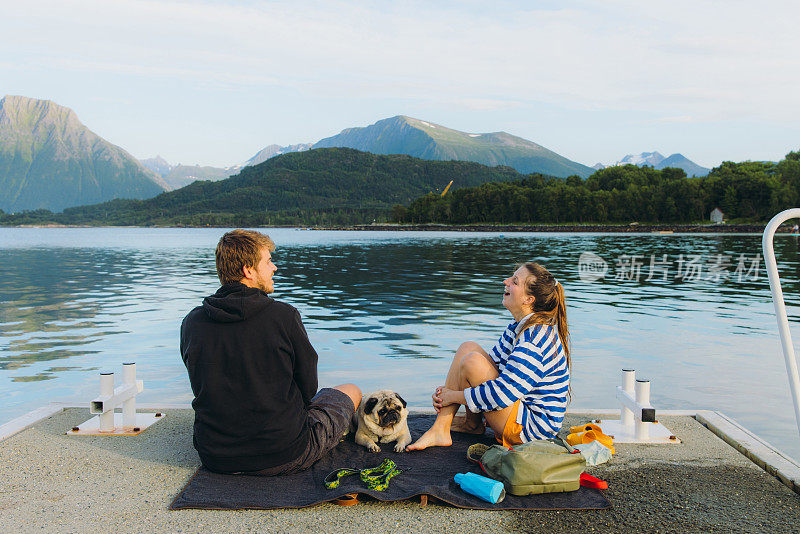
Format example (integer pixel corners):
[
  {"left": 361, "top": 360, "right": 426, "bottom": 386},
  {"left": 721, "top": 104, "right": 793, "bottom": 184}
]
[
  {"left": 3, "top": 0, "right": 799, "bottom": 125},
  {"left": 3, "top": 0, "right": 800, "bottom": 165},
  {"left": 53, "top": 57, "right": 283, "bottom": 88},
  {"left": 450, "top": 98, "right": 522, "bottom": 111},
  {"left": 88, "top": 95, "right": 134, "bottom": 106},
  {"left": 651, "top": 116, "right": 696, "bottom": 124}
]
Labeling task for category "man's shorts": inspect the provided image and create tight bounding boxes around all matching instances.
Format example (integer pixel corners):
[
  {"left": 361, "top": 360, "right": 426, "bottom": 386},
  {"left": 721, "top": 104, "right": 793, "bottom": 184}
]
[{"left": 247, "top": 388, "right": 355, "bottom": 476}]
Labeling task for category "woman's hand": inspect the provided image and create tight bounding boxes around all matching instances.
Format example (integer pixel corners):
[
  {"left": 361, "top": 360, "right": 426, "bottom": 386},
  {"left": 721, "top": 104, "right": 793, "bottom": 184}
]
[
  {"left": 432, "top": 386, "right": 444, "bottom": 413},
  {"left": 432, "top": 386, "right": 459, "bottom": 412}
]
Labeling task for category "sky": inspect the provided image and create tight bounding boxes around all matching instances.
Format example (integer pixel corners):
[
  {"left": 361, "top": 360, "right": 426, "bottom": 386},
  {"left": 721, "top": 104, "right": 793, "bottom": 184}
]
[{"left": 2, "top": 0, "right": 799, "bottom": 169}]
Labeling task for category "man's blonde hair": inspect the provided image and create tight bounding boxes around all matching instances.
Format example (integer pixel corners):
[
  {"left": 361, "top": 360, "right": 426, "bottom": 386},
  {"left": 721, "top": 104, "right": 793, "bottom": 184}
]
[{"left": 215, "top": 230, "right": 276, "bottom": 285}]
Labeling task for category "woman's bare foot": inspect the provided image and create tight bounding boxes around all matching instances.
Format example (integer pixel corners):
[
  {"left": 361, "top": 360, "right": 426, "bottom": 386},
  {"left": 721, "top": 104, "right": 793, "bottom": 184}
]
[
  {"left": 450, "top": 415, "right": 485, "bottom": 435},
  {"left": 406, "top": 426, "right": 453, "bottom": 451}
]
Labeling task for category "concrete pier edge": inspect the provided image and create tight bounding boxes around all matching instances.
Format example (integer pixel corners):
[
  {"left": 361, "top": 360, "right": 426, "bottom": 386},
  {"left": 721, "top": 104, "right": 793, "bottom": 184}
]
[
  {"left": 695, "top": 410, "right": 800, "bottom": 494},
  {"left": 3, "top": 403, "right": 800, "bottom": 496}
]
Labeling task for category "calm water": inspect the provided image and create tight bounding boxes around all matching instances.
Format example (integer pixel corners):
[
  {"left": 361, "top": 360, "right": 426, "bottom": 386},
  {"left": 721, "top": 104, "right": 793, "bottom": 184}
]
[{"left": 1, "top": 228, "right": 799, "bottom": 458}]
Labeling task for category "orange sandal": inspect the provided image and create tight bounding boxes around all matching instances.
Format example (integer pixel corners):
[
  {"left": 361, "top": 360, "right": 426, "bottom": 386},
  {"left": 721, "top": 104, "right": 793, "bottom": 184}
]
[
  {"left": 569, "top": 422, "right": 604, "bottom": 434},
  {"left": 332, "top": 493, "right": 360, "bottom": 506},
  {"left": 566, "top": 429, "right": 615, "bottom": 454}
]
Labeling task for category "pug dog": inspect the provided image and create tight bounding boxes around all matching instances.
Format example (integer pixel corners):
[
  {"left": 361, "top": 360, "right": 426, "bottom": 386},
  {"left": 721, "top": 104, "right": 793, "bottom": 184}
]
[{"left": 354, "top": 390, "right": 412, "bottom": 453}]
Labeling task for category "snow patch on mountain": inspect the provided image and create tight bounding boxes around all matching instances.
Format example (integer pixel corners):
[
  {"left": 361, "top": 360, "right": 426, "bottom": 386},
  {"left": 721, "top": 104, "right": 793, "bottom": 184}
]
[
  {"left": 613, "top": 152, "right": 665, "bottom": 167},
  {"left": 601, "top": 151, "right": 710, "bottom": 177}
]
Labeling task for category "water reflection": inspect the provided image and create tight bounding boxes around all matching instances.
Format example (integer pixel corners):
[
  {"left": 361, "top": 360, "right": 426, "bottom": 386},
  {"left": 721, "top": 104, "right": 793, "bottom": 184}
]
[{"left": 0, "top": 228, "right": 798, "bottom": 459}]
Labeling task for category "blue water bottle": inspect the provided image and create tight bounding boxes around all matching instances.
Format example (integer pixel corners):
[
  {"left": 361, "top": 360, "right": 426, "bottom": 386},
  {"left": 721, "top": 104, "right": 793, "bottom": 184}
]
[{"left": 454, "top": 472, "right": 506, "bottom": 503}]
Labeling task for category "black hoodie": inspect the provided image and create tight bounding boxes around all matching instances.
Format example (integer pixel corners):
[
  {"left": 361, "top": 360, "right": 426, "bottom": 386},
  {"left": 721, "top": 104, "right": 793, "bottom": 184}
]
[{"left": 180, "top": 283, "right": 318, "bottom": 472}]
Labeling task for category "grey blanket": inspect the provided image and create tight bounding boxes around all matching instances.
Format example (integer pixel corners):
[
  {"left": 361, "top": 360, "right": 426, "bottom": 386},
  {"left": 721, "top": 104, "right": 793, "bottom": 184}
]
[{"left": 170, "top": 415, "right": 610, "bottom": 511}]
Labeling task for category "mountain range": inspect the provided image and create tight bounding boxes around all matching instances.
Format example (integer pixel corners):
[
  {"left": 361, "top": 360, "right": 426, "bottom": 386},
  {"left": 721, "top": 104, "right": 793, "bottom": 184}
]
[
  {"left": 0, "top": 94, "right": 717, "bottom": 214},
  {"left": 139, "top": 156, "right": 236, "bottom": 190},
  {"left": 241, "top": 143, "right": 313, "bottom": 167},
  {"left": 0, "top": 95, "right": 166, "bottom": 212},
  {"left": 312, "top": 115, "right": 594, "bottom": 178},
  {"left": 139, "top": 143, "right": 315, "bottom": 190},
  {"left": 593, "top": 151, "right": 710, "bottom": 177},
  {"left": 138, "top": 116, "right": 594, "bottom": 190}
]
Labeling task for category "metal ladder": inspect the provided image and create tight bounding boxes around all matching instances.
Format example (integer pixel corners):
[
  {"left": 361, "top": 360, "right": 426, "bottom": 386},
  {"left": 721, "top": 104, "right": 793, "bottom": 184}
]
[{"left": 763, "top": 208, "right": 800, "bottom": 434}]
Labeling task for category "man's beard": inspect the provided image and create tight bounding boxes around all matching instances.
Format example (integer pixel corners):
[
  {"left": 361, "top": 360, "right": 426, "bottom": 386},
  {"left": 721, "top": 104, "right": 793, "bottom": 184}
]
[{"left": 258, "top": 278, "right": 274, "bottom": 294}]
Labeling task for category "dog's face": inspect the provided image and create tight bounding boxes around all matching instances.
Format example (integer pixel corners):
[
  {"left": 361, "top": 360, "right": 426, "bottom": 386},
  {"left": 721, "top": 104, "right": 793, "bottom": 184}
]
[{"left": 362, "top": 390, "right": 408, "bottom": 430}]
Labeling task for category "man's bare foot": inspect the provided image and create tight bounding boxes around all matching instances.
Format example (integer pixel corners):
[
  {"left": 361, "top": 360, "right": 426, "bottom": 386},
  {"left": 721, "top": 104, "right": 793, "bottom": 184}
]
[
  {"left": 406, "top": 426, "right": 453, "bottom": 451},
  {"left": 450, "top": 415, "right": 485, "bottom": 435}
]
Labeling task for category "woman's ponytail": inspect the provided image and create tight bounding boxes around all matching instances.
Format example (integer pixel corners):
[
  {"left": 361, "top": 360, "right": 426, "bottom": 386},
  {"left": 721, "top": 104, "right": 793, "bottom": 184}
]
[
  {"left": 517, "top": 263, "right": 572, "bottom": 394},
  {"left": 553, "top": 282, "right": 571, "bottom": 369}
]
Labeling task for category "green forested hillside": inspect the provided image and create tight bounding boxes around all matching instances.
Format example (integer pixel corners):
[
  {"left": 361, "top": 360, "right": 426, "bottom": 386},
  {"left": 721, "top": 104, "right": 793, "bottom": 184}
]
[
  {"left": 0, "top": 148, "right": 521, "bottom": 226},
  {"left": 3, "top": 148, "right": 797, "bottom": 227},
  {"left": 398, "top": 152, "right": 800, "bottom": 224}
]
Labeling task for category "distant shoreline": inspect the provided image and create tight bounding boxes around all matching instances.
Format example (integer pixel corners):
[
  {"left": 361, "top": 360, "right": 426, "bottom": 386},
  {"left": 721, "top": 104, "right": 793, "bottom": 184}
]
[
  {"left": 3, "top": 223, "right": 796, "bottom": 233},
  {"left": 313, "top": 223, "right": 789, "bottom": 233}
]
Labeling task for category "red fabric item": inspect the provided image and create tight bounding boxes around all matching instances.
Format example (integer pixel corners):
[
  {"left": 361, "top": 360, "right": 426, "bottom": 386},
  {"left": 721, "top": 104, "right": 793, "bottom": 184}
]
[{"left": 579, "top": 473, "right": 608, "bottom": 490}]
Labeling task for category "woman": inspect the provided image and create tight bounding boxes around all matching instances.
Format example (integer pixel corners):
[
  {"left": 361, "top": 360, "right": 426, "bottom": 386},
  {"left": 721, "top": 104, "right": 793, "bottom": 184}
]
[{"left": 407, "top": 262, "right": 570, "bottom": 451}]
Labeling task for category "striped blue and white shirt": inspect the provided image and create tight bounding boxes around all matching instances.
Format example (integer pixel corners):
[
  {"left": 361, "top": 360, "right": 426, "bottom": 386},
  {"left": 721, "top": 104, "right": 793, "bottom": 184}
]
[{"left": 464, "top": 314, "right": 569, "bottom": 442}]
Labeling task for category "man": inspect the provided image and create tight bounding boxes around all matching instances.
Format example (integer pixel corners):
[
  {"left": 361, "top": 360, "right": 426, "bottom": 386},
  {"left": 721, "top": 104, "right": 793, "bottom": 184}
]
[{"left": 181, "top": 229, "right": 361, "bottom": 475}]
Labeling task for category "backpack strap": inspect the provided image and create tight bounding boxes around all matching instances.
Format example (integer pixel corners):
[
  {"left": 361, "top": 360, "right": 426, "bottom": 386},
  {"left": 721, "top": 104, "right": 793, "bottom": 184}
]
[{"left": 553, "top": 434, "right": 579, "bottom": 454}]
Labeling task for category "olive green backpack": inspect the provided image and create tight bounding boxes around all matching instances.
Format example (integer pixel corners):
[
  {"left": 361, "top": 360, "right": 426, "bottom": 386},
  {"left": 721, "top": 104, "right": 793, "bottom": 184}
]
[{"left": 467, "top": 439, "right": 586, "bottom": 495}]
